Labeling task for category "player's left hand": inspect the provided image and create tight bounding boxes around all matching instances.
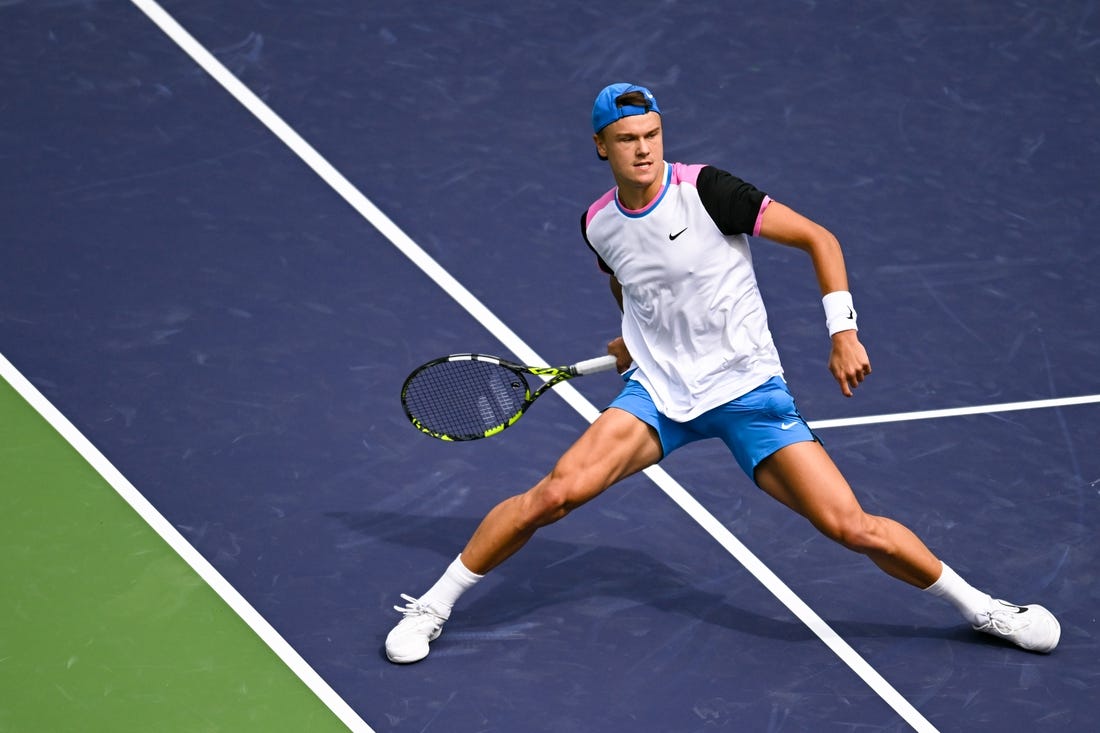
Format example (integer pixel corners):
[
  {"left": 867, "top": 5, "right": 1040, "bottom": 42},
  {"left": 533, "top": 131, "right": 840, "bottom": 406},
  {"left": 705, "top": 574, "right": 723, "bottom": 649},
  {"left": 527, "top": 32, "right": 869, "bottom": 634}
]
[{"left": 828, "top": 330, "right": 871, "bottom": 397}]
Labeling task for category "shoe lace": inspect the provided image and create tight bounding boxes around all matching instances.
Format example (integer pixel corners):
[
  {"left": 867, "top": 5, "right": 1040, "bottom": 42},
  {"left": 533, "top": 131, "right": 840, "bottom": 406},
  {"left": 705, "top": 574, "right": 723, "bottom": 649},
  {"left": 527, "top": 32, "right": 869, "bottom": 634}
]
[
  {"left": 393, "top": 593, "right": 446, "bottom": 622},
  {"left": 974, "top": 607, "right": 1028, "bottom": 637}
]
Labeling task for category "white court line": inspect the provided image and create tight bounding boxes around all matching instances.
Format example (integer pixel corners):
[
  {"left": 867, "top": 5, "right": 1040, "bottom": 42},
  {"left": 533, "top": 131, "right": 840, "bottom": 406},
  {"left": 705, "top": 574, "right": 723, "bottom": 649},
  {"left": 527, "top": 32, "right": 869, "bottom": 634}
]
[
  {"left": 115, "top": 1, "right": 1083, "bottom": 730},
  {"left": 808, "top": 393, "right": 1100, "bottom": 431},
  {"left": 0, "top": 354, "right": 373, "bottom": 733}
]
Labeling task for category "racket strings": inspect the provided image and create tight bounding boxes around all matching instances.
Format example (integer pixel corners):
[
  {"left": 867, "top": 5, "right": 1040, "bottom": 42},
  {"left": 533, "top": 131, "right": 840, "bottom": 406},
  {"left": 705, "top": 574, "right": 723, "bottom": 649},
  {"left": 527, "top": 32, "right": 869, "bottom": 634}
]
[{"left": 404, "top": 360, "right": 528, "bottom": 439}]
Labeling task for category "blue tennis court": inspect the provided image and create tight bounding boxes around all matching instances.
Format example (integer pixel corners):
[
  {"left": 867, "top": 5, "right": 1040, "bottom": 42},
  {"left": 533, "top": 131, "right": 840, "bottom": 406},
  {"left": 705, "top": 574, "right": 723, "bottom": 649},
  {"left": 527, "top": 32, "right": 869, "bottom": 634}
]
[{"left": 2, "top": 1, "right": 1098, "bottom": 731}]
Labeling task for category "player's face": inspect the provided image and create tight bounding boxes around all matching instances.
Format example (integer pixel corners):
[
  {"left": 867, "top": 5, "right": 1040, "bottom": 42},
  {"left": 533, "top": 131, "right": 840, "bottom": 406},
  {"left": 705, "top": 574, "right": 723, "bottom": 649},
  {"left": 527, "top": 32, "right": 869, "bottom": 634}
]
[{"left": 594, "top": 112, "right": 664, "bottom": 204}]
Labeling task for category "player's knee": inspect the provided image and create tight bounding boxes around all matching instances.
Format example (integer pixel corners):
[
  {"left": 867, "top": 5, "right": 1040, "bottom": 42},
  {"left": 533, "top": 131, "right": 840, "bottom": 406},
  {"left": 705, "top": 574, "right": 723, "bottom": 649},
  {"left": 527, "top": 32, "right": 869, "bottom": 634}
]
[
  {"left": 827, "top": 512, "right": 888, "bottom": 555},
  {"left": 520, "top": 476, "right": 578, "bottom": 528}
]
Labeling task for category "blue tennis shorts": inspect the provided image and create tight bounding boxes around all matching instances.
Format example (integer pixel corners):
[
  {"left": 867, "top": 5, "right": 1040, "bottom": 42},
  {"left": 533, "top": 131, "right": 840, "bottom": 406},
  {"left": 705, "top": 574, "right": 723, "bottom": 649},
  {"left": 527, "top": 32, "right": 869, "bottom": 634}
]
[{"left": 607, "top": 375, "right": 819, "bottom": 479}]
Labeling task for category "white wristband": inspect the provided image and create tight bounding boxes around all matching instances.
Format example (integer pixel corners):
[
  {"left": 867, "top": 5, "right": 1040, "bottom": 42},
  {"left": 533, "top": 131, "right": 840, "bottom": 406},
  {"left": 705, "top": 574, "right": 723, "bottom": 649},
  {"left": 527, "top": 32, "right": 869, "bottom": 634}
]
[{"left": 822, "top": 290, "right": 858, "bottom": 336}]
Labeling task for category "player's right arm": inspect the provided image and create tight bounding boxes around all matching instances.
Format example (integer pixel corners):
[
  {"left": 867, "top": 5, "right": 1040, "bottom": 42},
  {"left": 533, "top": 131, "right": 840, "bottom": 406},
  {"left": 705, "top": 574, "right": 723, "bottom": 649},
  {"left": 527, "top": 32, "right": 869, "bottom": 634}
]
[{"left": 606, "top": 275, "right": 634, "bottom": 372}]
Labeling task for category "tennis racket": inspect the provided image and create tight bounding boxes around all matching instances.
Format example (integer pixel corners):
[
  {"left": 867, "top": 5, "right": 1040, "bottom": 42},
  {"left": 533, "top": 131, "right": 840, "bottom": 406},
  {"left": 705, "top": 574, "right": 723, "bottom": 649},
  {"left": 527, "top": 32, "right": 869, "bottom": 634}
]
[{"left": 400, "top": 353, "right": 619, "bottom": 441}]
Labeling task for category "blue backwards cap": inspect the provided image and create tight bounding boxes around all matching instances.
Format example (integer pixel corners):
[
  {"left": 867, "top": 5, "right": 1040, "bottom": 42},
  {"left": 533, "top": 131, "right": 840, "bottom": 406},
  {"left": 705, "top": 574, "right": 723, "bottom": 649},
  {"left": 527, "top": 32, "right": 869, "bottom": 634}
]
[{"left": 591, "top": 83, "right": 660, "bottom": 134}]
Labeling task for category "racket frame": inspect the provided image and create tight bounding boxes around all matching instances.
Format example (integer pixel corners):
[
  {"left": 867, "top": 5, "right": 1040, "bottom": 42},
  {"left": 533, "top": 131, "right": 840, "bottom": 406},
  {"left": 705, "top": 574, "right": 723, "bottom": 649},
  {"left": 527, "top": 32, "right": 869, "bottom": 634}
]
[{"left": 400, "top": 353, "right": 617, "bottom": 441}]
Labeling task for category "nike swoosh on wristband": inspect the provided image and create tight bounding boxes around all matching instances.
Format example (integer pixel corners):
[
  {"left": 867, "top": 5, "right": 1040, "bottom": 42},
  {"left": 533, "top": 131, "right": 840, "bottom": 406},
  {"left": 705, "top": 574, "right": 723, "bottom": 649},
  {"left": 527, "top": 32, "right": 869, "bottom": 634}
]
[{"left": 669, "top": 227, "right": 687, "bottom": 240}]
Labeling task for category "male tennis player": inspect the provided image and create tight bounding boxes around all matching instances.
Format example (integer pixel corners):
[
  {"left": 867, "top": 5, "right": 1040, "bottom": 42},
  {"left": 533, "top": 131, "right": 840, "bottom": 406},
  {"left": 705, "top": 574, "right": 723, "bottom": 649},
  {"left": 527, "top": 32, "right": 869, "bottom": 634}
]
[{"left": 385, "top": 82, "right": 1060, "bottom": 663}]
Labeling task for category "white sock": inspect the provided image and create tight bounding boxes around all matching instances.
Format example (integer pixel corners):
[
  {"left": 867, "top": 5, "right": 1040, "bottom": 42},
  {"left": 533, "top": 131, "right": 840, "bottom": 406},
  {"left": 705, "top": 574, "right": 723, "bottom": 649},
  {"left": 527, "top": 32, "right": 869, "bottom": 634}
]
[
  {"left": 418, "top": 555, "right": 483, "bottom": 619},
  {"left": 923, "top": 562, "right": 993, "bottom": 625}
]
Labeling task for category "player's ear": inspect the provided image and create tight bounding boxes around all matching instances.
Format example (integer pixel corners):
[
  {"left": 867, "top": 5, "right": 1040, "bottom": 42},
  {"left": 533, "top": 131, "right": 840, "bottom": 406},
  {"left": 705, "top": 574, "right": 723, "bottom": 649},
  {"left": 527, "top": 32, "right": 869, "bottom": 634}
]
[{"left": 593, "top": 132, "right": 609, "bottom": 161}]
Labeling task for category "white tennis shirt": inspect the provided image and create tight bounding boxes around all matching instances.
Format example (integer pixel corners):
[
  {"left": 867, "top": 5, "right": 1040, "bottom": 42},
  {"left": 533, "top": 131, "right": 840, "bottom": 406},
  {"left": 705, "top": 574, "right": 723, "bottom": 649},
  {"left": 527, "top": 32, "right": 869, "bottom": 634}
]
[{"left": 582, "top": 161, "right": 784, "bottom": 421}]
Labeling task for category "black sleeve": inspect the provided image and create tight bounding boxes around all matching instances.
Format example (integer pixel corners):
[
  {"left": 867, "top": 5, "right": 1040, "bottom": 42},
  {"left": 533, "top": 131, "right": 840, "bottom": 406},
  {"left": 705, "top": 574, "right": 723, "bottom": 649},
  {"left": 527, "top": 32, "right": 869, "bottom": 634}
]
[
  {"left": 580, "top": 210, "right": 614, "bottom": 274},
  {"left": 696, "top": 166, "right": 768, "bottom": 236}
]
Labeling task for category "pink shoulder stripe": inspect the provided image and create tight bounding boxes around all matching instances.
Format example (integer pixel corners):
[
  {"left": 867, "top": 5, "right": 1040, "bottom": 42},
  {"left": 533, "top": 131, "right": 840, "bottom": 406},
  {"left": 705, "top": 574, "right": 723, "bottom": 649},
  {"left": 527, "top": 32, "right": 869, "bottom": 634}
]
[
  {"left": 753, "top": 195, "right": 773, "bottom": 237},
  {"left": 585, "top": 187, "right": 618, "bottom": 227},
  {"left": 672, "top": 162, "right": 705, "bottom": 186}
]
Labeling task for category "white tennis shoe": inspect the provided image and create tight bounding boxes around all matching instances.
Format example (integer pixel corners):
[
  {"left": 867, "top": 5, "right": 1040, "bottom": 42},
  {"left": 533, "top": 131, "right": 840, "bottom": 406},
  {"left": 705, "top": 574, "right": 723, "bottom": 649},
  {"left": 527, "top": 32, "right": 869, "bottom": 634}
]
[
  {"left": 385, "top": 594, "right": 447, "bottom": 663},
  {"left": 973, "top": 599, "right": 1060, "bottom": 653}
]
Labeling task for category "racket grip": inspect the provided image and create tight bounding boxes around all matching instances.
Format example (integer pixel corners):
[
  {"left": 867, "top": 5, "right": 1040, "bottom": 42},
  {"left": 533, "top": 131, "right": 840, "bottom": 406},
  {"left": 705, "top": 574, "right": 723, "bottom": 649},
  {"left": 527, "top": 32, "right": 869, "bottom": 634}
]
[{"left": 571, "top": 354, "right": 619, "bottom": 375}]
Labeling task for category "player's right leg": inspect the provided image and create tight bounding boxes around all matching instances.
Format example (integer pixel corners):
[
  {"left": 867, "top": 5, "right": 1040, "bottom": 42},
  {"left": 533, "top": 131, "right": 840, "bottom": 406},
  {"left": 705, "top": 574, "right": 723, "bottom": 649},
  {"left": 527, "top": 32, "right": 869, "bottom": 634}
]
[
  {"left": 385, "top": 407, "right": 661, "bottom": 663},
  {"left": 459, "top": 406, "right": 662, "bottom": 574}
]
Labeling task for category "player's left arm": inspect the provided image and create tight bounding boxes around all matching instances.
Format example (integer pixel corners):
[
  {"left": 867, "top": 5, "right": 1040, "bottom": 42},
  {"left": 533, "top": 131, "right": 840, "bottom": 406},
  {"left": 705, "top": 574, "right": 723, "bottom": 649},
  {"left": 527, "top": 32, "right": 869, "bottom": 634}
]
[{"left": 758, "top": 201, "right": 871, "bottom": 397}]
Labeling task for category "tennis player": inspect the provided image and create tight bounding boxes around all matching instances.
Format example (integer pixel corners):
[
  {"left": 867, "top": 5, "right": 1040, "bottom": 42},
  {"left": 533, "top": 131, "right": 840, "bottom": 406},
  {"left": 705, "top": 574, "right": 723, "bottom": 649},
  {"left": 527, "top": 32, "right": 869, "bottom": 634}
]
[{"left": 385, "top": 82, "right": 1060, "bottom": 663}]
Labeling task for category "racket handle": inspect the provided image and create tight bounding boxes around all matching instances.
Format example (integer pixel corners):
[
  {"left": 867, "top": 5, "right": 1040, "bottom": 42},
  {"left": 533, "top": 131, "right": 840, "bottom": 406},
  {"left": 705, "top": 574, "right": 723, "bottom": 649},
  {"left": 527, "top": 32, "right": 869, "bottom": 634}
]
[{"left": 571, "top": 354, "right": 619, "bottom": 375}]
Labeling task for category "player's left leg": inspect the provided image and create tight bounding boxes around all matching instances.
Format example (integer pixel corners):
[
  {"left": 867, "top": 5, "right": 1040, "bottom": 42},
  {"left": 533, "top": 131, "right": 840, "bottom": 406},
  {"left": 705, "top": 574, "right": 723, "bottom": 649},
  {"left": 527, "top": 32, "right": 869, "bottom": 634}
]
[
  {"left": 753, "top": 440, "right": 940, "bottom": 587},
  {"left": 753, "top": 440, "right": 1060, "bottom": 652}
]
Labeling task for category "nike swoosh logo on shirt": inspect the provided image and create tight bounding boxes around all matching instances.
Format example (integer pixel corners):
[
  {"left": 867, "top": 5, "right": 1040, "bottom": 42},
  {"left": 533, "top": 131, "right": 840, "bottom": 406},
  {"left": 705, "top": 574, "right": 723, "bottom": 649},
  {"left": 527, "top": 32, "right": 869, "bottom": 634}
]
[
  {"left": 780, "top": 421, "right": 799, "bottom": 430},
  {"left": 668, "top": 227, "right": 688, "bottom": 240}
]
